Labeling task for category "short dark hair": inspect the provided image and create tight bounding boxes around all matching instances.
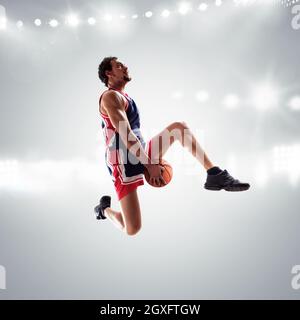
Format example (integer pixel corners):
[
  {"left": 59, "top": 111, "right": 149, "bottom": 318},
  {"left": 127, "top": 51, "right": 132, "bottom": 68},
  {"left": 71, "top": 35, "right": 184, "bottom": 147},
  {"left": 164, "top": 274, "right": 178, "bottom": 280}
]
[{"left": 98, "top": 56, "right": 117, "bottom": 87}]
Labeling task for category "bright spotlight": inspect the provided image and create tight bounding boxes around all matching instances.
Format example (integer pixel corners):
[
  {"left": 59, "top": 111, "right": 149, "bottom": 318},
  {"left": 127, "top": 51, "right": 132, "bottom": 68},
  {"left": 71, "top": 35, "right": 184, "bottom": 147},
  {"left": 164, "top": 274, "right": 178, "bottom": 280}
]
[
  {"left": 145, "top": 11, "right": 153, "bottom": 18},
  {"left": 87, "top": 17, "right": 96, "bottom": 25},
  {"left": 119, "top": 14, "right": 127, "bottom": 19},
  {"left": 288, "top": 95, "right": 300, "bottom": 111},
  {"left": 0, "top": 5, "right": 7, "bottom": 30},
  {"left": 66, "top": 14, "right": 79, "bottom": 27},
  {"left": 161, "top": 9, "right": 170, "bottom": 18},
  {"left": 16, "top": 20, "right": 24, "bottom": 29},
  {"left": 215, "top": 0, "right": 223, "bottom": 6},
  {"left": 132, "top": 14, "right": 138, "bottom": 19},
  {"left": 34, "top": 19, "right": 42, "bottom": 26},
  {"left": 223, "top": 94, "right": 240, "bottom": 109},
  {"left": 178, "top": 2, "right": 192, "bottom": 15},
  {"left": 252, "top": 83, "right": 278, "bottom": 111},
  {"left": 198, "top": 3, "right": 208, "bottom": 11},
  {"left": 49, "top": 19, "right": 59, "bottom": 28},
  {"left": 195, "top": 90, "right": 209, "bottom": 103}
]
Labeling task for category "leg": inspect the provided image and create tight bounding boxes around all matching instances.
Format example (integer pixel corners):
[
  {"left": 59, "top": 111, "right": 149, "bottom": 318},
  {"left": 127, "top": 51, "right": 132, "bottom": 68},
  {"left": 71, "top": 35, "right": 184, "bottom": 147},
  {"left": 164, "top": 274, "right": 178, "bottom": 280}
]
[
  {"left": 104, "top": 189, "right": 142, "bottom": 236},
  {"left": 146, "top": 121, "right": 251, "bottom": 192},
  {"left": 149, "top": 121, "right": 214, "bottom": 170}
]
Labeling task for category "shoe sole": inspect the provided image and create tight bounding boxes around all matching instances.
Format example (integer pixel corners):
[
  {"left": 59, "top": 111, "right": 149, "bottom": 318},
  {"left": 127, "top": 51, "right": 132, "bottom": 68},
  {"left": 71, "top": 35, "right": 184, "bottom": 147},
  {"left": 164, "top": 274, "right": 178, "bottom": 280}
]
[{"left": 204, "top": 185, "right": 250, "bottom": 192}]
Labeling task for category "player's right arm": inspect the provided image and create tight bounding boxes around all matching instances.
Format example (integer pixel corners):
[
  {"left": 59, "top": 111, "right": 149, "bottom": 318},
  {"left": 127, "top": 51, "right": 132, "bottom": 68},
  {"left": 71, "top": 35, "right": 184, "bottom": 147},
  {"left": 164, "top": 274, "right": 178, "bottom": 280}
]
[{"left": 101, "top": 91, "right": 165, "bottom": 186}]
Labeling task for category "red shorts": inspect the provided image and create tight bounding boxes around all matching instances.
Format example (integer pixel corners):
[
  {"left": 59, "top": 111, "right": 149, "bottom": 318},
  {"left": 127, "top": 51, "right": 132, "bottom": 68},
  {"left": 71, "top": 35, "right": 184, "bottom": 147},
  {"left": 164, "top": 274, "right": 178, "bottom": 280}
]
[{"left": 106, "top": 139, "right": 153, "bottom": 201}]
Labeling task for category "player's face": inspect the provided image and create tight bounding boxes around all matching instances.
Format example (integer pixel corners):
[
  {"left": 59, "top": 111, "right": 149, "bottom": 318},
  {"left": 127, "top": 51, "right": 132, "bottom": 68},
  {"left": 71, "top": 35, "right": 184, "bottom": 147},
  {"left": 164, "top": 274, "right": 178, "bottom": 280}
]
[{"left": 109, "top": 59, "right": 131, "bottom": 84}]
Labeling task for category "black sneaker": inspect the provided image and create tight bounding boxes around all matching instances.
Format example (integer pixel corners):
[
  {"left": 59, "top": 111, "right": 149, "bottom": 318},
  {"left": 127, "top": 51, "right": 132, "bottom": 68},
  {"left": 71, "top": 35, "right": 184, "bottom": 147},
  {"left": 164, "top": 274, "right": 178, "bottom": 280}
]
[
  {"left": 94, "top": 195, "right": 111, "bottom": 220},
  {"left": 204, "top": 169, "right": 250, "bottom": 192}
]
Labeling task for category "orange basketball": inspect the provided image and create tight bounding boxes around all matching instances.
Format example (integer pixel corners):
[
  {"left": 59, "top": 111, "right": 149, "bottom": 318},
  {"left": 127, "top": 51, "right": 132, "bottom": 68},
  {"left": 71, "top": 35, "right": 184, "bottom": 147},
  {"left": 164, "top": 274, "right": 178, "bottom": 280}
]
[{"left": 144, "top": 159, "right": 173, "bottom": 188}]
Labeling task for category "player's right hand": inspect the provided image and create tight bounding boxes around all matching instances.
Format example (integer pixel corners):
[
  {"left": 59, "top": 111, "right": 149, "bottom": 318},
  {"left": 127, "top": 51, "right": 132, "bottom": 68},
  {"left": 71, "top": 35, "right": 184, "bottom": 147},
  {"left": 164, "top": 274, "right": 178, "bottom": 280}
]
[{"left": 145, "top": 163, "right": 166, "bottom": 187}]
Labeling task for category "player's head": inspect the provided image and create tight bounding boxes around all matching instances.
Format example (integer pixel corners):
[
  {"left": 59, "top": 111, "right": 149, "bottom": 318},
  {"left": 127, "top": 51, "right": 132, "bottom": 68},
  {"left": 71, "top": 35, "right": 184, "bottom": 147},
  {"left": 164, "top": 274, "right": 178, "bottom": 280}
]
[{"left": 98, "top": 56, "right": 131, "bottom": 88}]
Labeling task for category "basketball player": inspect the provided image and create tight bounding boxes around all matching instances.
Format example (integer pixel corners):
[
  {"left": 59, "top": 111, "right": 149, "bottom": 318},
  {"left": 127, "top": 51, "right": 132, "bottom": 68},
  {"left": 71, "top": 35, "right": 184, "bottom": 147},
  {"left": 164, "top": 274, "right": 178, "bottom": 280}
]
[{"left": 94, "top": 56, "right": 250, "bottom": 236}]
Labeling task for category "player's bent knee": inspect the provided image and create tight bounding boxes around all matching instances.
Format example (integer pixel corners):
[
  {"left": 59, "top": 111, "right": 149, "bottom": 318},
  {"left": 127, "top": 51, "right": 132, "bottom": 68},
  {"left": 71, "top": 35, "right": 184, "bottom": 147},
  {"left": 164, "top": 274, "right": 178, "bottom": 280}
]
[
  {"left": 125, "top": 224, "right": 141, "bottom": 236},
  {"left": 170, "top": 121, "right": 182, "bottom": 129},
  {"left": 171, "top": 121, "right": 188, "bottom": 131},
  {"left": 123, "top": 215, "right": 142, "bottom": 236},
  {"left": 181, "top": 121, "right": 188, "bottom": 128},
  {"left": 168, "top": 121, "right": 188, "bottom": 144}
]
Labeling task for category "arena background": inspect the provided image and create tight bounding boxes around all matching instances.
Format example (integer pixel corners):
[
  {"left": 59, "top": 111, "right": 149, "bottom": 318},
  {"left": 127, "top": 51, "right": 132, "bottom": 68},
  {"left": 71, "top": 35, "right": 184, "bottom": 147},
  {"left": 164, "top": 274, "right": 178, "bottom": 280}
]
[{"left": 0, "top": 0, "right": 300, "bottom": 299}]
